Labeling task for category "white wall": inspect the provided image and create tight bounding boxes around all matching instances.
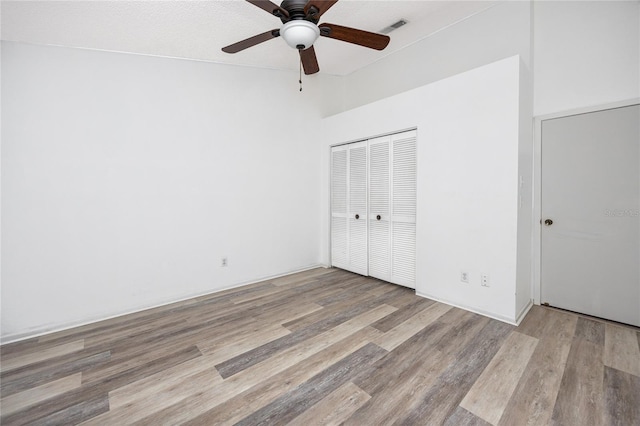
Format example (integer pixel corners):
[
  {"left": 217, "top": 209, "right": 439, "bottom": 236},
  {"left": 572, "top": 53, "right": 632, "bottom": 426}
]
[
  {"left": 338, "top": 0, "right": 638, "bottom": 118},
  {"left": 336, "top": 1, "right": 532, "bottom": 114},
  {"left": 1, "top": 41, "right": 339, "bottom": 342},
  {"left": 533, "top": 0, "right": 640, "bottom": 116},
  {"left": 321, "top": 56, "right": 527, "bottom": 323},
  {"left": 516, "top": 61, "right": 534, "bottom": 320}
]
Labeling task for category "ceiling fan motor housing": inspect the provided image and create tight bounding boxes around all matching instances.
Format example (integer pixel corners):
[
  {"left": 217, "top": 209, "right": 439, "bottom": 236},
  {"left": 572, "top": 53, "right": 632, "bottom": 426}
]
[{"left": 280, "top": 0, "right": 316, "bottom": 21}]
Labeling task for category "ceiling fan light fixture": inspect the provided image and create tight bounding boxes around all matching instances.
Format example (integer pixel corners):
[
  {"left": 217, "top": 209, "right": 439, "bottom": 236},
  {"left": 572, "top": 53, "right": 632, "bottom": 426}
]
[{"left": 280, "top": 20, "right": 320, "bottom": 50}]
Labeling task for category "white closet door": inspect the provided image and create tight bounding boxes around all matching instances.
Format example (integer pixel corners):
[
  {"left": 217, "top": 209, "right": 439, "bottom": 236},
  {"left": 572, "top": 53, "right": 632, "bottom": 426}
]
[
  {"left": 332, "top": 131, "right": 416, "bottom": 286},
  {"left": 330, "top": 142, "right": 368, "bottom": 276},
  {"left": 368, "top": 136, "right": 391, "bottom": 281},
  {"left": 348, "top": 143, "right": 368, "bottom": 275},
  {"left": 368, "top": 131, "right": 416, "bottom": 288},
  {"left": 391, "top": 130, "right": 417, "bottom": 287},
  {"left": 331, "top": 147, "right": 348, "bottom": 269}
]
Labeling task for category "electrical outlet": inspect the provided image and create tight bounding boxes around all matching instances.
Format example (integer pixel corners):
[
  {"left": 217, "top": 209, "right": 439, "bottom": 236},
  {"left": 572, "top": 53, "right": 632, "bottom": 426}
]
[
  {"left": 221, "top": 257, "right": 228, "bottom": 267},
  {"left": 460, "top": 271, "right": 469, "bottom": 283},
  {"left": 481, "top": 273, "right": 490, "bottom": 287}
]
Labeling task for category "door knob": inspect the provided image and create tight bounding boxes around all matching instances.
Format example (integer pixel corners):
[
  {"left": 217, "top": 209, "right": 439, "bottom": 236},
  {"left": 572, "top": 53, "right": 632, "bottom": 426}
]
[
  {"left": 544, "top": 219, "right": 553, "bottom": 226},
  {"left": 355, "top": 214, "right": 359, "bottom": 220},
  {"left": 376, "top": 215, "right": 381, "bottom": 221}
]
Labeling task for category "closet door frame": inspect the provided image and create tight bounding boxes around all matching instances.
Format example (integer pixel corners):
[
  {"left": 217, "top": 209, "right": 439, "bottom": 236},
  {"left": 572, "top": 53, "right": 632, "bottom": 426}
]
[{"left": 330, "top": 129, "right": 417, "bottom": 287}]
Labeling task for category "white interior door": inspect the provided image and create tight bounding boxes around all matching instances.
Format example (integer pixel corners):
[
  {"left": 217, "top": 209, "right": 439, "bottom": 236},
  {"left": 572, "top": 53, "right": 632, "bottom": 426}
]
[
  {"left": 541, "top": 104, "right": 640, "bottom": 326},
  {"left": 330, "top": 142, "right": 368, "bottom": 276}
]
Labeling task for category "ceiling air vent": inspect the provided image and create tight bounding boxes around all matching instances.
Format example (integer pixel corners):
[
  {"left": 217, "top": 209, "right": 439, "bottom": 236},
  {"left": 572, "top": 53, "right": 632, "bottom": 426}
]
[{"left": 380, "top": 19, "right": 408, "bottom": 35}]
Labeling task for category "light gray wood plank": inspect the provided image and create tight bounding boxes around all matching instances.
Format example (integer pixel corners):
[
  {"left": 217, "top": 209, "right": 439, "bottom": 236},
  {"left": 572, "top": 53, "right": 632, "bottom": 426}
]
[
  {"left": 0, "top": 340, "right": 85, "bottom": 373},
  {"left": 234, "top": 343, "right": 388, "bottom": 426},
  {"left": 285, "top": 381, "right": 371, "bottom": 426},
  {"left": 108, "top": 356, "right": 222, "bottom": 409},
  {"left": 2, "top": 346, "right": 201, "bottom": 425},
  {"left": 197, "top": 323, "right": 292, "bottom": 362},
  {"left": 133, "top": 307, "right": 393, "bottom": 425},
  {"left": 30, "top": 394, "right": 110, "bottom": 426},
  {"left": 460, "top": 331, "right": 539, "bottom": 425},
  {"left": 82, "top": 343, "right": 202, "bottom": 384},
  {"left": 1, "top": 350, "right": 111, "bottom": 398},
  {"left": 574, "top": 317, "right": 605, "bottom": 346},
  {"left": 1, "top": 392, "right": 109, "bottom": 426},
  {"left": 354, "top": 309, "right": 486, "bottom": 399},
  {"left": 551, "top": 339, "right": 604, "bottom": 426},
  {"left": 372, "top": 302, "right": 452, "bottom": 351},
  {"left": 314, "top": 277, "right": 381, "bottom": 306},
  {"left": 395, "top": 320, "right": 513, "bottom": 425},
  {"left": 369, "top": 297, "right": 435, "bottom": 332},
  {"left": 269, "top": 267, "right": 335, "bottom": 286},
  {"left": 281, "top": 289, "right": 382, "bottom": 332},
  {"left": 345, "top": 346, "right": 453, "bottom": 425},
  {"left": 498, "top": 337, "right": 572, "bottom": 426},
  {"left": 445, "top": 406, "right": 492, "bottom": 426},
  {"left": 215, "top": 300, "right": 396, "bottom": 379},
  {"left": 81, "top": 363, "right": 221, "bottom": 425},
  {"left": 514, "top": 304, "right": 548, "bottom": 337},
  {"left": 604, "top": 365, "right": 640, "bottom": 425},
  {"left": 517, "top": 306, "right": 577, "bottom": 344},
  {"left": 0, "top": 373, "right": 82, "bottom": 416},
  {"left": 180, "top": 326, "right": 383, "bottom": 426},
  {"left": 604, "top": 323, "right": 640, "bottom": 377}
]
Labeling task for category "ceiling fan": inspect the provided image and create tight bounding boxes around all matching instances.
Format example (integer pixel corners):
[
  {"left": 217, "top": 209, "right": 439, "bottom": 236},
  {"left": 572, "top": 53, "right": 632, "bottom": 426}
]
[{"left": 222, "top": 0, "right": 391, "bottom": 75}]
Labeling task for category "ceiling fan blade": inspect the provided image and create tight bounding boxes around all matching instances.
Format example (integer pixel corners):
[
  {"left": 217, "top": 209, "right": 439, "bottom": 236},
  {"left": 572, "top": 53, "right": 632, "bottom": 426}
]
[
  {"left": 299, "top": 46, "right": 320, "bottom": 75},
  {"left": 304, "top": 0, "right": 339, "bottom": 19},
  {"left": 319, "top": 23, "right": 390, "bottom": 50},
  {"left": 246, "top": 0, "right": 289, "bottom": 19},
  {"left": 221, "top": 29, "right": 280, "bottom": 53}
]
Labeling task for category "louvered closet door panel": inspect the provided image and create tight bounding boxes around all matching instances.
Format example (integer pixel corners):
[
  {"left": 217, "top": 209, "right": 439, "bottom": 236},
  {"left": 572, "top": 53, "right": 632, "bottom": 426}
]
[
  {"left": 392, "top": 222, "right": 416, "bottom": 284},
  {"left": 368, "top": 137, "right": 391, "bottom": 281},
  {"left": 330, "top": 147, "right": 348, "bottom": 269},
  {"left": 348, "top": 143, "right": 368, "bottom": 275},
  {"left": 391, "top": 130, "right": 417, "bottom": 287}
]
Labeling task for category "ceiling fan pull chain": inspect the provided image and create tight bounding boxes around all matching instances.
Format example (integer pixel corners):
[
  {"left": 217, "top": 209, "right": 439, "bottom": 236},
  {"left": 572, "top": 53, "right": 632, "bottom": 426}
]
[{"left": 299, "top": 58, "right": 303, "bottom": 92}]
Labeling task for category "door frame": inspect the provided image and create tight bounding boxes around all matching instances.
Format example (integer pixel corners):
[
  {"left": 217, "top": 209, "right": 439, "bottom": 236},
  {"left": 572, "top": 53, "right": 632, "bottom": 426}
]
[{"left": 532, "top": 98, "right": 640, "bottom": 305}]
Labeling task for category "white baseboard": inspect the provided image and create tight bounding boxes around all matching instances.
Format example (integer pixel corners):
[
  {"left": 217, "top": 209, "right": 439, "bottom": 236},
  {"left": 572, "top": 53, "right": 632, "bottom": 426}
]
[
  {"left": 415, "top": 291, "right": 519, "bottom": 325},
  {"left": 515, "top": 299, "right": 534, "bottom": 325}
]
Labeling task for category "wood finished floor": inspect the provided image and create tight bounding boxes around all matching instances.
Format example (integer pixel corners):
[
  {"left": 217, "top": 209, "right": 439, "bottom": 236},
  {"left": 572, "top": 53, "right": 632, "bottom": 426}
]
[{"left": 1, "top": 268, "right": 639, "bottom": 425}]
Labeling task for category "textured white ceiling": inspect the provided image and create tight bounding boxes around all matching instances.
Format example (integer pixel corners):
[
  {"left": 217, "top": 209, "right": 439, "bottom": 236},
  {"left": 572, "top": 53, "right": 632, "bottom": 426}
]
[{"left": 1, "top": 0, "right": 499, "bottom": 76}]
